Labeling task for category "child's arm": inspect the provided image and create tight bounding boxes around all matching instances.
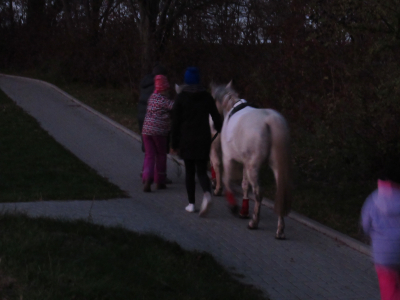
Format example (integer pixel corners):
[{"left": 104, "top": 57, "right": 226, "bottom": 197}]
[
  {"left": 361, "top": 195, "right": 373, "bottom": 236},
  {"left": 164, "top": 96, "right": 174, "bottom": 111},
  {"left": 159, "top": 93, "right": 174, "bottom": 111}
]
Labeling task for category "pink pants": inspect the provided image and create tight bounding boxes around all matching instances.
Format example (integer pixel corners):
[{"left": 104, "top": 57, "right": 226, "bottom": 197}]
[
  {"left": 142, "top": 135, "right": 167, "bottom": 184},
  {"left": 376, "top": 264, "right": 400, "bottom": 300}
]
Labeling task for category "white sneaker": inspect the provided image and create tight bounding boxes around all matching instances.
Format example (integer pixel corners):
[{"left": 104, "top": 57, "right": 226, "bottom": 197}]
[
  {"left": 199, "top": 192, "right": 212, "bottom": 217},
  {"left": 185, "top": 203, "right": 195, "bottom": 213}
]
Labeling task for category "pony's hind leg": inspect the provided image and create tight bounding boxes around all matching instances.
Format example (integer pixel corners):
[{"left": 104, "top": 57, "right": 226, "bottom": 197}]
[
  {"left": 242, "top": 173, "right": 249, "bottom": 199},
  {"left": 248, "top": 194, "right": 262, "bottom": 229},
  {"left": 239, "top": 173, "right": 250, "bottom": 218},
  {"left": 271, "top": 166, "right": 287, "bottom": 239},
  {"left": 276, "top": 216, "right": 285, "bottom": 240},
  {"left": 246, "top": 166, "right": 263, "bottom": 229}
]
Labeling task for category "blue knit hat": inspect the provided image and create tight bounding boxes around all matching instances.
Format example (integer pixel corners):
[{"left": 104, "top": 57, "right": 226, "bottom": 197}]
[{"left": 184, "top": 67, "right": 200, "bottom": 85}]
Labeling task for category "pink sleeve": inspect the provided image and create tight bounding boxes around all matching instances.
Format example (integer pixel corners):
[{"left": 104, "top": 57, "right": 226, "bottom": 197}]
[{"left": 163, "top": 96, "right": 174, "bottom": 111}]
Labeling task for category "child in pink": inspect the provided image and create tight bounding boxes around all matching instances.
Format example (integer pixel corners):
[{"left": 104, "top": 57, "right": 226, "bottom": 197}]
[
  {"left": 361, "top": 162, "right": 400, "bottom": 300},
  {"left": 142, "top": 75, "right": 174, "bottom": 192}
]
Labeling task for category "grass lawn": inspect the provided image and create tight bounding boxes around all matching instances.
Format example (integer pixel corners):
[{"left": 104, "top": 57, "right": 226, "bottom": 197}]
[
  {"left": 0, "top": 213, "right": 266, "bottom": 300},
  {"left": 3, "top": 69, "right": 140, "bottom": 134},
  {"left": 264, "top": 176, "right": 373, "bottom": 240},
  {"left": 0, "top": 88, "right": 127, "bottom": 202},
  {"left": 57, "top": 81, "right": 139, "bottom": 134}
]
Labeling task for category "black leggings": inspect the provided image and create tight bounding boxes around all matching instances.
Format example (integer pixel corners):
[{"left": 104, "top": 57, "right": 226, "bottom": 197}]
[{"left": 184, "top": 159, "right": 211, "bottom": 204}]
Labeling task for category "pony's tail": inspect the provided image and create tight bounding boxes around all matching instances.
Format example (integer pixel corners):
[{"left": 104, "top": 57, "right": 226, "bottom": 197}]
[{"left": 268, "top": 113, "right": 292, "bottom": 217}]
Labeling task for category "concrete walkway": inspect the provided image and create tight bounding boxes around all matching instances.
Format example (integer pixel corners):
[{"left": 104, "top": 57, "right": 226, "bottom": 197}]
[{"left": 0, "top": 74, "right": 380, "bottom": 300}]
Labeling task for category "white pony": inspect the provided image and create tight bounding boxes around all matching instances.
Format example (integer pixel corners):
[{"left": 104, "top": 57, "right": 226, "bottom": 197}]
[{"left": 211, "top": 82, "right": 292, "bottom": 239}]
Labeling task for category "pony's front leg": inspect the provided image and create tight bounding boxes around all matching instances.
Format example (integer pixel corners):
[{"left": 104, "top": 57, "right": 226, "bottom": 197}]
[
  {"left": 223, "top": 159, "right": 241, "bottom": 215},
  {"left": 213, "top": 160, "right": 223, "bottom": 196},
  {"left": 210, "top": 163, "right": 217, "bottom": 188},
  {"left": 210, "top": 147, "right": 223, "bottom": 196},
  {"left": 276, "top": 216, "right": 285, "bottom": 240}
]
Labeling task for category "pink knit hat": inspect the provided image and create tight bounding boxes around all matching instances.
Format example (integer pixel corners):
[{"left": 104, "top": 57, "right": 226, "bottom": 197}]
[{"left": 155, "top": 75, "right": 170, "bottom": 92}]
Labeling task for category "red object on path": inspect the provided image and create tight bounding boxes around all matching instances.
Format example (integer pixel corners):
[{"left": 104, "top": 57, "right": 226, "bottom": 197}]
[{"left": 211, "top": 165, "right": 216, "bottom": 180}]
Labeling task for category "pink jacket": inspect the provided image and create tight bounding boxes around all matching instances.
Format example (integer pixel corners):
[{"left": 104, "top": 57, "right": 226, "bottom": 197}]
[{"left": 142, "top": 92, "right": 174, "bottom": 136}]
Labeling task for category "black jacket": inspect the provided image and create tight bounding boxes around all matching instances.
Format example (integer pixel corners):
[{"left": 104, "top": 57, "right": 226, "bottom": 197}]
[
  {"left": 137, "top": 74, "right": 154, "bottom": 131},
  {"left": 172, "top": 86, "right": 222, "bottom": 160}
]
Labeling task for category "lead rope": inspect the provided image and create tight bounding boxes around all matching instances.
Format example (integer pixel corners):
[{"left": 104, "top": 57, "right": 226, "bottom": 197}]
[{"left": 211, "top": 132, "right": 219, "bottom": 143}]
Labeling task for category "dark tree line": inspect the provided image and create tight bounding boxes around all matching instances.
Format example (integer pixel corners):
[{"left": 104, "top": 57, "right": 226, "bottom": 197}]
[{"left": 1, "top": 0, "right": 296, "bottom": 72}]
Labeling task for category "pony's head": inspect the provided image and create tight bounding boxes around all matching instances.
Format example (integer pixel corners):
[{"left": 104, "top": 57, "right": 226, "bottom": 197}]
[
  {"left": 175, "top": 83, "right": 184, "bottom": 94},
  {"left": 210, "top": 81, "right": 240, "bottom": 116}
]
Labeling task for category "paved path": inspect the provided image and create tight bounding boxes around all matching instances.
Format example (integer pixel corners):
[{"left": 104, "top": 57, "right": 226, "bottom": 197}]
[{"left": 0, "top": 74, "right": 380, "bottom": 300}]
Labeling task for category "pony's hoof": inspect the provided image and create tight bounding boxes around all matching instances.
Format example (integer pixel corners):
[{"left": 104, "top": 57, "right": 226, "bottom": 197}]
[
  {"left": 199, "top": 205, "right": 211, "bottom": 217},
  {"left": 229, "top": 205, "right": 239, "bottom": 215},
  {"left": 211, "top": 179, "right": 217, "bottom": 189},
  {"left": 199, "top": 195, "right": 212, "bottom": 217},
  {"left": 275, "top": 233, "right": 286, "bottom": 240},
  {"left": 248, "top": 220, "right": 258, "bottom": 229},
  {"left": 213, "top": 188, "right": 223, "bottom": 196}
]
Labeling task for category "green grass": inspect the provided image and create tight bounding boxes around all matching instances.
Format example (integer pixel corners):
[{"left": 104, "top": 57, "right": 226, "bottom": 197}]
[
  {"left": 288, "top": 126, "right": 376, "bottom": 240},
  {"left": 0, "top": 213, "right": 266, "bottom": 300},
  {"left": 264, "top": 178, "right": 374, "bottom": 240},
  {"left": 261, "top": 132, "right": 375, "bottom": 241},
  {"left": 58, "top": 82, "right": 139, "bottom": 133},
  {"left": 2, "top": 69, "right": 139, "bottom": 133},
  {"left": 0, "top": 88, "right": 127, "bottom": 202}
]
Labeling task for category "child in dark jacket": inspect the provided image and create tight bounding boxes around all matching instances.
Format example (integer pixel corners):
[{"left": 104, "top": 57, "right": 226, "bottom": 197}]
[
  {"left": 171, "top": 67, "right": 222, "bottom": 216},
  {"left": 361, "top": 161, "right": 400, "bottom": 300}
]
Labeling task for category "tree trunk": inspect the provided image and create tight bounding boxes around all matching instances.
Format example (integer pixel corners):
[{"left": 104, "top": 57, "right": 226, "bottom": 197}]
[
  {"left": 138, "top": 0, "right": 160, "bottom": 75},
  {"left": 140, "top": 18, "right": 158, "bottom": 74},
  {"left": 61, "top": 0, "right": 74, "bottom": 36},
  {"left": 90, "top": 0, "right": 102, "bottom": 43},
  {"left": 135, "top": 0, "right": 217, "bottom": 75},
  {"left": 27, "top": 0, "right": 45, "bottom": 27},
  {"left": 9, "top": 0, "right": 14, "bottom": 30}
]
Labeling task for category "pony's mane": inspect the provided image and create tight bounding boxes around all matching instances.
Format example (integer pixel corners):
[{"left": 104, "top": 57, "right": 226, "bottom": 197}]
[{"left": 212, "top": 84, "right": 239, "bottom": 105}]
